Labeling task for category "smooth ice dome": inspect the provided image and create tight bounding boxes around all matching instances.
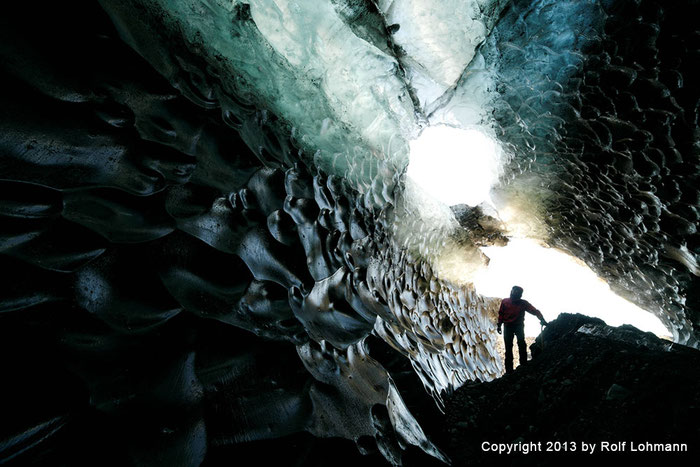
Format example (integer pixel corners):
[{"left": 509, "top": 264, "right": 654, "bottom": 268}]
[{"left": 407, "top": 126, "right": 503, "bottom": 207}]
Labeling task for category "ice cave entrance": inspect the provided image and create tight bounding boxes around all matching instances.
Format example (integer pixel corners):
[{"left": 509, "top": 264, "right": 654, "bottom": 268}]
[
  {"left": 407, "top": 125, "right": 669, "bottom": 340},
  {"left": 407, "top": 125, "right": 502, "bottom": 207},
  {"left": 473, "top": 238, "right": 670, "bottom": 338}
]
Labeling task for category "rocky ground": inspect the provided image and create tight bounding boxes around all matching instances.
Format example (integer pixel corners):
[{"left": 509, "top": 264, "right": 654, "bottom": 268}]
[
  {"left": 415, "top": 313, "right": 700, "bottom": 466},
  {"left": 6, "top": 312, "right": 696, "bottom": 467},
  {"left": 264, "top": 313, "right": 700, "bottom": 467}
]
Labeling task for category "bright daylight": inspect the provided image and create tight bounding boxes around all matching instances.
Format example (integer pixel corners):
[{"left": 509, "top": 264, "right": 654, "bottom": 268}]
[
  {"left": 407, "top": 125, "right": 503, "bottom": 207},
  {"left": 408, "top": 125, "right": 670, "bottom": 338}
]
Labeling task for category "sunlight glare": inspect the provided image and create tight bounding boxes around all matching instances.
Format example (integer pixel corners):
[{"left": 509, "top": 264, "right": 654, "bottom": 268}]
[
  {"left": 473, "top": 238, "right": 670, "bottom": 337},
  {"left": 407, "top": 125, "right": 503, "bottom": 207}
]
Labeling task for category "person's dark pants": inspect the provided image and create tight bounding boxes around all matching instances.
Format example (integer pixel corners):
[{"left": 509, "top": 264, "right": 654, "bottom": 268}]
[{"left": 504, "top": 322, "right": 527, "bottom": 373}]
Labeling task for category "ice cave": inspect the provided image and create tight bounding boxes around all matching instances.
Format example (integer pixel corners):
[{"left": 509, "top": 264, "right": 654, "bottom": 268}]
[{"left": 1, "top": 0, "right": 698, "bottom": 465}]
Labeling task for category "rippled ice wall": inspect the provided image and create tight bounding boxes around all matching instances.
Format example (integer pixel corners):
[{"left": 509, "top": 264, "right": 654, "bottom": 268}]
[
  {"left": 1, "top": 0, "right": 510, "bottom": 463},
  {"left": 97, "top": 0, "right": 508, "bottom": 380},
  {"left": 432, "top": 0, "right": 699, "bottom": 344},
  {"left": 1, "top": 0, "right": 698, "bottom": 464}
]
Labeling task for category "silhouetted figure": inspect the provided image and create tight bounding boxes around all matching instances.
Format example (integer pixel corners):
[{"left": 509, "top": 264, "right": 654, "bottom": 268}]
[{"left": 497, "top": 286, "right": 547, "bottom": 373}]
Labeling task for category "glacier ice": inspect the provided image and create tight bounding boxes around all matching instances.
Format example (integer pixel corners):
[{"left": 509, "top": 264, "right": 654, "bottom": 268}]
[
  {"left": 1, "top": 0, "right": 699, "bottom": 464},
  {"left": 378, "top": 0, "right": 509, "bottom": 110}
]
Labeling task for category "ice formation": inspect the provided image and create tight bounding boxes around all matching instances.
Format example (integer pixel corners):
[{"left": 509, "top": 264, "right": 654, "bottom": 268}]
[{"left": 1, "top": 0, "right": 698, "bottom": 465}]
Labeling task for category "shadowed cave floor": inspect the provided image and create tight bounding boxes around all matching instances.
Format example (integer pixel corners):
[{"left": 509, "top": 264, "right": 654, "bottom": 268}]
[
  {"left": 416, "top": 313, "right": 700, "bottom": 466},
  {"left": 204, "top": 313, "right": 700, "bottom": 466},
  {"left": 4, "top": 309, "right": 698, "bottom": 467}
]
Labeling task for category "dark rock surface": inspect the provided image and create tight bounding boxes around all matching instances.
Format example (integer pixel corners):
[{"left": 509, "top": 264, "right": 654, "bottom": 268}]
[{"left": 422, "top": 313, "right": 700, "bottom": 465}]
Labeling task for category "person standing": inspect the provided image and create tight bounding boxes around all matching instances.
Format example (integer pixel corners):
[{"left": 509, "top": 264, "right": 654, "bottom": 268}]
[{"left": 497, "top": 286, "right": 547, "bottom": 373}]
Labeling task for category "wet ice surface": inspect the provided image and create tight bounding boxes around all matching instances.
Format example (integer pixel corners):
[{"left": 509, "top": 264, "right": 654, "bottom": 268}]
[{"left": 1, "top": 0, "right": 698, "bottom": 465}]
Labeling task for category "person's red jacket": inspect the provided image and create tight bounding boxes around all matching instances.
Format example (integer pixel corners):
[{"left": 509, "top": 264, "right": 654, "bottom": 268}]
[{"left": 498, "top": 298, "right": 544, "bottom": 325}]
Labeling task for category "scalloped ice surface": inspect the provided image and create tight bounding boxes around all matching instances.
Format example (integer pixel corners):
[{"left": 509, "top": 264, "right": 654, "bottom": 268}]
[
  {"left": 431, "top": 0, "right": 699, "bottom": 345},
  {"left": 0, "top": 0, "right": 698, "bottom": 465}
]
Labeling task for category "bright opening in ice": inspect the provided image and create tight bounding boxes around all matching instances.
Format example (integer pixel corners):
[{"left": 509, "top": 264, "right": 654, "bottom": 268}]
[
  {"left": 407, "top": 125, "right": 503, "bottom": 207},
  {"left": 473, "top": 238, "right": 670, "bottom": 338}
]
